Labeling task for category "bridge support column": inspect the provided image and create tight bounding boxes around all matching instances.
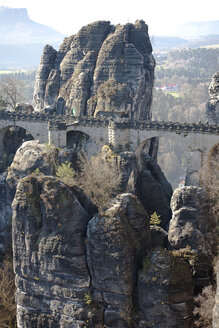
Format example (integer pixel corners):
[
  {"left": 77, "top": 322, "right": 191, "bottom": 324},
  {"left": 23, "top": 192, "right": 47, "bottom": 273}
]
[
  {"left": 48, "top": 122, "right": 67, "bottom": 148},
  {"left": 108, "top": 121, "right": 131, "bottom": 152}
]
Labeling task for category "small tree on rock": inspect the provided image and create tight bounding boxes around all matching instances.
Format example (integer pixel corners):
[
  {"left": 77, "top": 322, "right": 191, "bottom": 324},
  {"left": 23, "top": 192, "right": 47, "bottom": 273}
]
[{"left": 0, "top": 75, "right": 25, "bottom": 110}]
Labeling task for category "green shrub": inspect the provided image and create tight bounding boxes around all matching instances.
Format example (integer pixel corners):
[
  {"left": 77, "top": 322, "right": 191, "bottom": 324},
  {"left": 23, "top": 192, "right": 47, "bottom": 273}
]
[
  {"left": 150, "top": 212, "right": 161, "bottom": 226},
  {"left": 56, "top": 161, "right": 75, "bottom": 186}
]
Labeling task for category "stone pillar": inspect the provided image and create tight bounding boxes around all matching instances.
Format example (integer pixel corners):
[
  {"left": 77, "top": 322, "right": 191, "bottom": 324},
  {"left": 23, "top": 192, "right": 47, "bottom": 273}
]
[
  {"left": 108, "top": 121, "right": 130, "bottom": 152},
  {"left": 48, "top": 121, "right": 67, "bottom": 148}
]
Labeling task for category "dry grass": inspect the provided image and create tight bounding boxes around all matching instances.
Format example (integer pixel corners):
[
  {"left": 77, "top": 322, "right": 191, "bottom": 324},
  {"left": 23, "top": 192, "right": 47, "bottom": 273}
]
[
  {"left": 75, "top": 154, "right": 122, "bottom": 212},
  {"left": 193, "top": 285, "right": 216, "bottom": 327},
  {"left": 0, "top": 251, "right": 17, "bottom": 328}
]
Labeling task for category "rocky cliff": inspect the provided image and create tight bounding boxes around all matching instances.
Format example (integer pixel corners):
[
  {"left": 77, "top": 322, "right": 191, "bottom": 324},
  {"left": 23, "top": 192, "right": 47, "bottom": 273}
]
[
  {"left": 33, "top": 20, "right": 155, "bottom": 120},
  {"left": 10, "top": 142, "right": 214, "bottom": 327},
  {"left": 13, "top": 177, "right": 202, "bottom": 328},
  {"left": 206, "top": 71, "right": 219, "bottom": 124}
]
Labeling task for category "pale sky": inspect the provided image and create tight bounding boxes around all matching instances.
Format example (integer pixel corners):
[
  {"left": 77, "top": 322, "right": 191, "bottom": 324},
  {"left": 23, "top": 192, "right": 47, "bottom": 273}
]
[{"left": 0, "top": 0, "right": 219, "bottom": 36}]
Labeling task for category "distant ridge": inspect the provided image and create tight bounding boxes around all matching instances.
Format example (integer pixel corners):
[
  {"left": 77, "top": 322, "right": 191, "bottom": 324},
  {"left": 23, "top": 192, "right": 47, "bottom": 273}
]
[
  {"left": 0, "top": 6, "right": 65, "bottom": 68},
  {"left": 0, "top": 6, "right": 64, "bottom": 44},
  {"left": 168, "top": 20, "right": 219, "bottom": 39}
]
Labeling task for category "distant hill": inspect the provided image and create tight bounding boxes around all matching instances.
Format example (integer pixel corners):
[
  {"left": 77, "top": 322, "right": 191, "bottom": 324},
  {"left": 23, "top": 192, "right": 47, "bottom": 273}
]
[
  {"left": 151, "top": 36, "right": 188, "bottom": 51},
  {"left": 152, "top": 20, "right": 219, "bottom": 52},
  {"left": 0, "top": 7, "right": 64, "bottom": 44},
  {"left": 169, "top": 20, "right": 219, "bottom": 39},
  {"left": 152, "top": 34, "right": 219, "bottom": 52},
  {"left": 0, "top": 6, "right": 65, "bottom": 68}
]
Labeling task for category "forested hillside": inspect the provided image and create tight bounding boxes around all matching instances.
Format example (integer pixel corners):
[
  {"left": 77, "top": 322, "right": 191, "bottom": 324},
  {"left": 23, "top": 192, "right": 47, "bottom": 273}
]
[
  {"left": 152, "top": 47, "right": 219, "bottom": 188},
  {"left": 152, "top": 47, "right": 219, "bottom": 122}
]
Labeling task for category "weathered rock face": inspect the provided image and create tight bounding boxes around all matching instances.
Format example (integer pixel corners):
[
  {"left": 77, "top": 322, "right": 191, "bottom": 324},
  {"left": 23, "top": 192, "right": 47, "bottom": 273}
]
[
  {"left": 206, "top": 71, "right": 219, "bottom": 124},
  {"left": 13, "top": 184, "right": 153, "bottom": 327},
  {"left": 0, "top": 140, "right": 60, "bottom": 255},
  {"left": 2, "top": 126, "right": 34, "bottom": 160},
  {"left": 137, "top": 250, "right": 194, "bottom": 328},
  {"left": 6, "top": 140, "right": 58, "bottom": 199},
  {"left": 82, "top": 193, "right": 151, "bottom": 327},
  {"left": 168, "top": 186, "right": 213, "bottom": 292},
  {"left": 135, "top": 151, "right": 173, "bottom": 230},
  {"left": 0, "top": 172, "right": 12, "bottom": 254},
  {"left": 33, "top": 20, "right": 155, "bottom": 119},
  {"left": 12, "top": 176, "right": 98, "bottom": 328},
  {"left": 168, "top": 186, "right": 212, "bottom": 253},
  {"left": 13, "top": 174, "right": 216, "bottom": 327},
  {"left": 34, "top": 45, "right": 58, "bottom": 111}
]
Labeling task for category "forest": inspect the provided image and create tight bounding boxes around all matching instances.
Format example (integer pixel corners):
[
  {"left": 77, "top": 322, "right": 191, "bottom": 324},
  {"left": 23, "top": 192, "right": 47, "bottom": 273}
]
[{"left": 152, "top": 46, "right": 219, "bottom": 188}]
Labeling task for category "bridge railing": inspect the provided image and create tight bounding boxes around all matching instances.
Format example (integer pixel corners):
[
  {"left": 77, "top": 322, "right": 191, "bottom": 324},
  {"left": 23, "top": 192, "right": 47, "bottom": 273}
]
[{"left": 0, "top": 111, "right": 218, "bottom": 135}]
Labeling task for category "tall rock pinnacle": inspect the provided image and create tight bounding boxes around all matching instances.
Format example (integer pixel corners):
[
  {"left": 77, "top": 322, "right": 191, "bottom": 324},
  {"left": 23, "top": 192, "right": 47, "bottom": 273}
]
[{"left": 33, "top": 20, "right": 155, "bottom": 120}]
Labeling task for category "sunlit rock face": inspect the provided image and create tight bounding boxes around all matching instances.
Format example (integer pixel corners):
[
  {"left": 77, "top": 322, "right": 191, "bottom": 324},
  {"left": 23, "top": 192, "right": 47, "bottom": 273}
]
[
  {"left": 206, "top": 71, "right": 219, "bottom": 124},
  {"left": 12, "top": 177, "right": 215, "bottom": 327},
  {"left": 169, "top": 186, "right": 213, "bottom": 293},
  {"left": 12, "top": 181, "right": 152, "bottom": 328},
  {"left": 12, "top": 176, "right": 98, "bottom": 328},
  {"left": 33, "top": 20, "right": 155, "bottom": 120}
]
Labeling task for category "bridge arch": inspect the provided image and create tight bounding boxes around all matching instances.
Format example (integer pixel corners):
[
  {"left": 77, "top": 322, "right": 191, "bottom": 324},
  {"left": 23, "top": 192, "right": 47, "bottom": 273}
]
[
  {"left": 66, "top": 130, "right": 96, "bottom": 154},
  {"left": 134, "top": 134, "right": 188, "bottom": 189},
  {"left": 66, "top": 124, "right": 109, "bottom": 156},
  {"left": 0, "top": 125, "right": 34, "bottom": 171}
]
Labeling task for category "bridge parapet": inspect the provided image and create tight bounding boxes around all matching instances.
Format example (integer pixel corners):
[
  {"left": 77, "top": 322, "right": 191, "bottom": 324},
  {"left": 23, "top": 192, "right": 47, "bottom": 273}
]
[{"left": 0, "top": 111, "right": 218, "bottom": 135}]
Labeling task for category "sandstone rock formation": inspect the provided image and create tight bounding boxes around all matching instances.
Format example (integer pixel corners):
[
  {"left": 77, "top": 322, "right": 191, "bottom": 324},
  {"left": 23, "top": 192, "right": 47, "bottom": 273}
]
[
  {"left": 137, "top": 250, "right": 194, "bottom": 328},
  {"left": 168, "top": 186, "right": 212, "bottom": 253},
  {"left": 85, "top": 143, "right": 172, "bottom": 227},
  {"left": 168, "top": 186, "right": 213, "bottom": 293},
  {"left": 12, "top": 178, "right": 152, "bottom": 327},
  {"left": 206, "top": 71, "right": 219, "bottom": 124},
  {"left": 0, "top": 141, "right": 60, "bottom": 254},
  {"left": 33, "top": 20, "right": 155, "bottom": 120},
  {"left": 135, "top": 150, "right": 173, "bottom": 230},
  {"left": 13, "top": 176, "right": 97, "bottom": 328},
  {"left": 0, "top": 172, "right": 12, "bottom": 254},
  {"left": 12, "top": 174, "right": 216, "bottom": 327},
  {"left": 87, "top": 193, "right": 151, "bottom": 327},
  {"left": 6, "top": 140, "right": 58, "bottom": 198}
]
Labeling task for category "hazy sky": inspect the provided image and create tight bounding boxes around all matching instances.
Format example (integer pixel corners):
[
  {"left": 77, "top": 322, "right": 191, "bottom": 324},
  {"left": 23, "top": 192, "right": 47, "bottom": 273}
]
[{"left": 0, "top": 0, "right": 219, "bottom": 36}]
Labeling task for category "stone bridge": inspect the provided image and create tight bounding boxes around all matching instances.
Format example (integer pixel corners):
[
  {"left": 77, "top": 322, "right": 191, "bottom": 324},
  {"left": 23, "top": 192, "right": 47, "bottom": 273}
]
[{"left": 0, "top": 111, "right": 218, "bottom": 184}]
